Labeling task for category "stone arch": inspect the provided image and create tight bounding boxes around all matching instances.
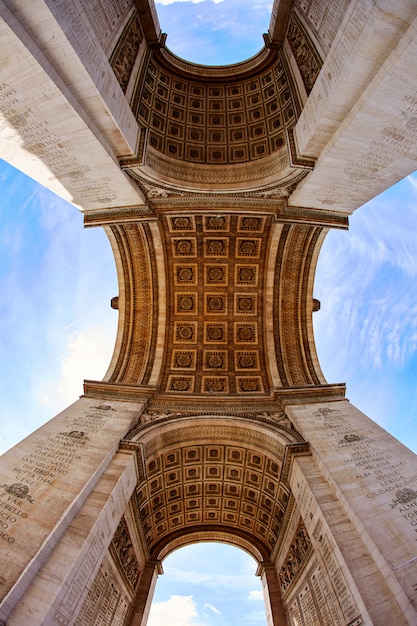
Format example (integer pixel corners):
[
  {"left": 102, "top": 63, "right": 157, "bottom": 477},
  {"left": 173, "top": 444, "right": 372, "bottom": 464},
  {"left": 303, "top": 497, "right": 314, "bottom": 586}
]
[{"left": 125, "top": 414, "right": 304, "bottom": 563}]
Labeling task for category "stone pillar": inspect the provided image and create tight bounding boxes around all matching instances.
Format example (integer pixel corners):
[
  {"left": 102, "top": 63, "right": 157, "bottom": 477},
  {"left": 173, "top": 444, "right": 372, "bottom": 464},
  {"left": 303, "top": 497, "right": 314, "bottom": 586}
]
[
  {"left": 0, "top": 398, "right": 143, "bottom": 623},
  {"left": 129, "top": 560, "right": 162, "bottom": 626},
  {"left": 257, "top": 561, "right": 287, "bottom": 626},
  {"left": 287, "top": 399, "right": 417, "bottom": 623}
]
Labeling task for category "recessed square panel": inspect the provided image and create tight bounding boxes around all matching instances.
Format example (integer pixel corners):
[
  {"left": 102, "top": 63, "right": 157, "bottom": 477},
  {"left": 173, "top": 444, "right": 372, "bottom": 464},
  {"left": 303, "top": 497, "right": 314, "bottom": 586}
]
[
  {"left": 208, "top": 128, "right": 226, "bottom": 143},
  {"left": 223, "top": 497, "right": 239, "bottom": 511},
  {"left": 204, "top": 215, "right": 229, "bottom": 231},
  {"left": 167, "top": 376, "right": 195, "bottom": 393},
  {"left": 202, "top": 376, "right": 229, "bottom": 393},
  {"left": 172, "top": 237, "right": 197, "bottom": 257},
  {"left": 250, "top": 140, "right": 268, "bottom": 159},
  {"left": 204, "top": 322, "right": 227, "bottom": 344},
  {"left": 171, "top": 350, "right": 197, "bottom": 370},
  {"left": 170, "top": 216, "right": 196, "bottom": 231},
  {"left": 235, "top": 294, "right": 257, "bottom": 315},
  {"left": 166, "top": 140, "right": 183, "bottom": 158},
  {"left": 236, "top": 238, "right": 261, "bottom": 257},
  {"left": 203, "top": 351, "right": 227, "bottom": 371},
  {"left": 169, "top": 514, "right": 184, "bottom": 529},
  {"left": 239, "top": 515, "right": 254, "bottom": 530},
  {"left": 234, "top": 323, "right": 258, "bottom": 343},
  {"left": 184, "top": 465, "right": 202, "bottom": 481},
  {"left": 227, "top": 97, "right": 244, "bottom": 110},
  {"left": 204, "top": 237, "right": 229, "bottom": 257},
  {"left": 229, "top": 145, "right": 248, "bottom": 162},
  {"left": 226, "top": 447, "right": 244, "bottom": 464},
  {"left": 165, "top": 469, "right": 181, "bottom": 484},
  {"left": 237, "top": 377, "right": 264, "bottom": 393},
  {"left": 208, "top": 86, "right": 225, "bottom": 97},
  {"left": 169, "top": 105, "right": 186, "bottom": 122},
  {"left": 204, "top": 446, "right": 224, "bottom": 462},
  {"left": 204, "top": 483, "right": 221, "bottom": 496},
  {"left": 174, "top": 322, "right": 197, "bottom": 343},
  {"left": 174, "top": 264, "right": 198, "bottom": 286},
  {"left": 188, "top": 96, "right": 205, "bottom": 110},
  {"left": 224, "top": 483, "right": 241, "bottom": 498},
  {"left": 247, "top": 452, "right": 264, "bottom": 470},
  {"left": 187, "top": 126, "right": 205, "bottom": 142},
  {"left": 185, "top": 483, "right": 202, "bottom": 496},
  {"left": 183, "top": 446, "right": 202, "bottom": 464},
  {"left": 222, "top": 511, "right": 238, "bottom": 524},
  {"left": 235, "top": 265, "right": 258, "bottom": 286},
  {"left": 225, "top": 466, "right": 243, "bottom": 481},
  {"left": 163, "top": 450, "right": 181, "bottom": 468},
  {"left": 204, "top": 264, "right": 228, "bottom": 286},
  {"left": 185, "top": 497, "right": 202, "bottom": 511},
  {"left": 204, "top": 465, "right": 223, "bottom": 480},
  {"left": 205, "top": 293, "right": 227, "bottom": 315},
  {"left": 186, "top": 145, "right": 205, "bottom": 162},
  {"left": 176, "top": 293, "right": 197, "bottom": 315},
  {"left": 235, "top": 351, "right": 260, "bottom": 371},
  {"left": 186, "top": 511, "right": 203, "bottom": 524},
  {"left": 237, "top": 216, "right": 266, "bottom": 232},
  {"left": 208, "top": 147, "right": 227, "bottom": 163}
]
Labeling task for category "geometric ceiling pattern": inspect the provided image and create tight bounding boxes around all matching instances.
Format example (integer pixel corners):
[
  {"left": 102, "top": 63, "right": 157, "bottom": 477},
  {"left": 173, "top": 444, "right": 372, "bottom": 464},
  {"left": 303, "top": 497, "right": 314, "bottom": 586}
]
[
  {"left": 136, "top": 53, "right": 298, "bottom": 166},
  {"left": 136, "top": 441, "right": 289, "bottom": 559},
  {"left": 162, "top": 214, "right": 272, "bottom": 395}
]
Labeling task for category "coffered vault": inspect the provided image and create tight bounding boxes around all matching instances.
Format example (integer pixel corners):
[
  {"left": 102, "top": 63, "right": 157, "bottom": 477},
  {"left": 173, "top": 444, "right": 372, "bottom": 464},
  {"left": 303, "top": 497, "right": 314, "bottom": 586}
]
[{"left": 1, "top": 1, "right": 417, "bottom": 625}]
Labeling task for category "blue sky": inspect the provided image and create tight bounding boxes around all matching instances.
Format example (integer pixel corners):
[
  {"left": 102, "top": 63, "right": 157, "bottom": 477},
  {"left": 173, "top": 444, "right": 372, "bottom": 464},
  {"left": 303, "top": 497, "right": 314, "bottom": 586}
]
[{"left": 1, "top": 1, "right": 417, "bottom": 624}]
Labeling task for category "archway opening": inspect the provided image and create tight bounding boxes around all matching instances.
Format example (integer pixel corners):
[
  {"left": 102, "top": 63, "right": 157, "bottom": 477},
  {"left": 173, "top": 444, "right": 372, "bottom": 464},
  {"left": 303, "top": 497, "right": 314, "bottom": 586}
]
[
  {"left": 313, "top": 172, "right": 417, "bottom": 454},
  {"left": 154, "top": 0, "right": 271, "bottom": 66},
  {"left": 148, "top": 542, "right": 267, "bottom": 625}
]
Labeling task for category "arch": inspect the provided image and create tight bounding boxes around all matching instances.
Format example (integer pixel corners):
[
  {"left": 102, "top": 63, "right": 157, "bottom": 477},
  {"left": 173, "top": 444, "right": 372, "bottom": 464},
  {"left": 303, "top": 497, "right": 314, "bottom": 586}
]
[
  {"left": 125, "top": 414, "right": 304, "bottom": 564},
  {"left": 148, "top": 541, "right": 267, "bottom": 625}
]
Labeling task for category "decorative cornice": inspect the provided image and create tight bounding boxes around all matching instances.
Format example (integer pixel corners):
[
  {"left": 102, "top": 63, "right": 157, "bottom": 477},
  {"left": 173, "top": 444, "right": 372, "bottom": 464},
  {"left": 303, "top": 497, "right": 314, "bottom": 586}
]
[
  {"left": 157, "top": 46, "right": 272, "bottom": 79},
  {"left": 83, "top": 205, "right": 155, "bottom": 226},
  {"left": 83, "top": 380, "right": 155, "bottom": 403},
  {"left": 276, "top": 384, "right": 346, "bottom": 405},
  {"left": 119, "top": 440, "right": 147, "bottom": 482},
  {"left": 280, "top": 442, "right": 310, "bottom": 486}
]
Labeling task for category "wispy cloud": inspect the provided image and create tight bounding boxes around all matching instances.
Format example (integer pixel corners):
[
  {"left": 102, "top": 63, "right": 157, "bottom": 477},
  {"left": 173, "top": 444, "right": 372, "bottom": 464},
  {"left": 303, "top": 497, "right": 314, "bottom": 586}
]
[{"left": 203, "top": 603, "right": 220, "bottom": 615}]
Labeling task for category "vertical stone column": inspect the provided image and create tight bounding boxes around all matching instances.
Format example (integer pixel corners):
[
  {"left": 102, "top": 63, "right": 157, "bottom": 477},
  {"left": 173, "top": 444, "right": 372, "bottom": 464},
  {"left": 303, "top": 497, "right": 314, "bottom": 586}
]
[
  {"left": 0, "top": 397, "right": 143, "bottom": 622},
  {"left": 287, "top": 399, "right": 417, "bottom": 623},
  {"left": 129, "top": 560, "right": 162, "bottom": 626},
  {"left": 257, "top": 561, "right": 287, "bottom": 626}
]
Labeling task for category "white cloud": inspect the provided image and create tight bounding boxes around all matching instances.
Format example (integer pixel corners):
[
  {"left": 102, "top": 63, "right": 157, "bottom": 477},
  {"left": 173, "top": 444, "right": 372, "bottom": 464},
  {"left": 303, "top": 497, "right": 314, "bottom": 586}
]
[
  {"left": 248, "top": 590, "right": 263, "bottom": 601},
  {"left": 203, "top": 602, "right": 220, "bottom": 614},
  {"left": 148, "top": 595, "right": 201, "bottom": 626},
  {"left": 40, "top": 327, "right": 114, "bottom": 409}
]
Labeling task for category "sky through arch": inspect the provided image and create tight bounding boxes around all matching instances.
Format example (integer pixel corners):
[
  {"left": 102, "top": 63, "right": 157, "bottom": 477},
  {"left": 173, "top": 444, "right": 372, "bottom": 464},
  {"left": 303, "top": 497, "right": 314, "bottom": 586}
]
[
  {"left": 155, "top": 0, "right": 273, "bottom": 65},
  {"left": 147, "top": 542, "right": 267, "bottom": 626}
]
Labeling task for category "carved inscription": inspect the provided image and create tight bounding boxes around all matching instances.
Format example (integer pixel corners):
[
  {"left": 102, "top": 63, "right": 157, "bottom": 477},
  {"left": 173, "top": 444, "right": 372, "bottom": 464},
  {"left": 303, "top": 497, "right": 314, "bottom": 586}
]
[
  {"left": 0, "top": 405, "right": 111, "bottom": 547},
  {"left": 0, "top": 82, "right": 118, "bottom": 205},
  {"left": 286, "top": 561, "right": 356, "bottom": 626},
  {"left": 314, "top": 407, "right": 417, "bottom": 537}
]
